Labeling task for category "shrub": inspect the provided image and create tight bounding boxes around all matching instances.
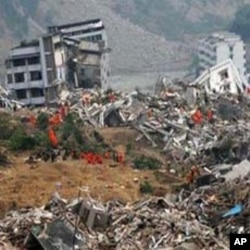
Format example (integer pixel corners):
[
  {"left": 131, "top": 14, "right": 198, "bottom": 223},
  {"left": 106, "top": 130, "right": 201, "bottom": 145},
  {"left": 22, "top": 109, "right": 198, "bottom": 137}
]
[
  {"left": 9, "top": 129, "right": 38, "bottom": 151},
  {"left": 60, "top": 114, "right": 84, "bottom": 147},
  {"left": 140, "top": 181, "right": 154, "bottom": 194},
  {"left": 61, "top": 122, "right": 74, "bottom": 141},
  {"left": 34, "top": 132, "right": 50, "bottom": 148},
  {"left": 36, "top": 112, "right": 49, "bottom": 130},
  {"left": 133, "top": 155, "right": 161, "bottom": 170}
]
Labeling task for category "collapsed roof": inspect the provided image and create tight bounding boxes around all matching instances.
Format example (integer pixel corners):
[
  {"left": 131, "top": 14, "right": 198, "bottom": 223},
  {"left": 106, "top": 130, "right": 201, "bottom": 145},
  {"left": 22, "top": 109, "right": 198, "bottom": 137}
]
[{"left": 191, "top": 59, "right": 249, "bottom": 95}]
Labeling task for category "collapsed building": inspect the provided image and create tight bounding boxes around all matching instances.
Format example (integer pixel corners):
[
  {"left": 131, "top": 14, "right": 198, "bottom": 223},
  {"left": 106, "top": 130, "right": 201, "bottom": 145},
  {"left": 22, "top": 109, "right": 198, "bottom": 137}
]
[
  {"left": 191, "top": 59, "right": 248, "bottom": 95},
  {"left": 5, "top": 19, "right": 111, "bottom": 106}
]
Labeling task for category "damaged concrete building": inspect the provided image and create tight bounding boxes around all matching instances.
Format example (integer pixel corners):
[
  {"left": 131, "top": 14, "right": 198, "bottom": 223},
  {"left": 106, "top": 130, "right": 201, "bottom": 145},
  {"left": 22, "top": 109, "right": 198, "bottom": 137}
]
[
  {"left": 5, "top": 19, "right": 110, "bottom": 106},
  {"left": 198, "top": 32, "right": 247, "bottom": 85}
]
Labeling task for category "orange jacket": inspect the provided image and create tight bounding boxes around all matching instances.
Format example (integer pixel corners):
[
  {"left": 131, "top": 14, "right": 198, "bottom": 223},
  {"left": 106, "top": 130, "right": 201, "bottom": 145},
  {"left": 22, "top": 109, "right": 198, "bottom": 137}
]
[
  {"left": 104, "top": 152, "right": 111, "bottom": 159},
  {"left": 192, "top": 109, "right": 202, "bottom": 124},
  {"left": 48, "top": 128, "right": 58, "bottom": 147},
  {"left": 117, "top": 152, "right": 124, "bottom": 163},
  {"left": 29, "top": 115, "right": 36, "bottom": 126}
]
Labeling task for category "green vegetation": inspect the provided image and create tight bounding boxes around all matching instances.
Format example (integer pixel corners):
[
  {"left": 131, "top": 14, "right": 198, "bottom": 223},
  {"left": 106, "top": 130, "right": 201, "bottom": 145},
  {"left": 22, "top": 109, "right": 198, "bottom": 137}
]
[
  {"left": 0, "top": 114, "right": 16, "bottom": 140},
  {"left": 9, "top": 129, "right": 38, "bottom": 151},
  {"left": 139, "top": 181, "right": 154, "bottom": 194},
  {"left": 230, "top": 4, "right": 250, "bottom": 41},
  {"left": 8, "top": 127, "right": 50, "bottom": 151},
  {"left": 37, "top": 113, "right": 49, "bottom": 131},
  {"left": 60, "top": 113, "right": 84, "bottom": 148},
  {"left": 133, "top": 155, "right": 161, "bottom": 170}
]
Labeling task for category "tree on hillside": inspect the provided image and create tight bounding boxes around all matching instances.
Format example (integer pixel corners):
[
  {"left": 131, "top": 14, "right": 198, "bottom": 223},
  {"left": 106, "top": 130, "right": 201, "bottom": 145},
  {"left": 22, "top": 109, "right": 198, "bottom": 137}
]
[{"left": 230, "top": 4, "right": 250, "bottom": 40}]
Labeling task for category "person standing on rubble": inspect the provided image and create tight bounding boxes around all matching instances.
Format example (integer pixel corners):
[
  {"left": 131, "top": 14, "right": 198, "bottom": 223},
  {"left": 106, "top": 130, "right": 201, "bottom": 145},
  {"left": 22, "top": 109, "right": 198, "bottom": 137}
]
[
  {"left": 191, "top": 106, "right": 203, "bottom": 125},
  {"left": 207, "top": 107, "right": 214, "bottom": 124},
  {"left": 13, "top": 103, "right": 17, "bottom": 112},
  {"left": 204, "top": 90, "right": 209, "bottom": 105}
]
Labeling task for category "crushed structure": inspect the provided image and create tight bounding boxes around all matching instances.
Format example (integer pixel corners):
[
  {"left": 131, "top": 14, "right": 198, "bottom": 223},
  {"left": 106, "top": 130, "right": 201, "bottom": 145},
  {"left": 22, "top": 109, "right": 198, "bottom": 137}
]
[
  {"left": 198, "top": 31, "right": 247, "bottom": 84},
  {"left": 191, "top": 59, "right": 246, "bottom": 95},
  {"left": 5, "top": 19, "right": 111, "bottom": 106},
  {"left": 1, "top": 171, "right": 250, "bottom": 250}
]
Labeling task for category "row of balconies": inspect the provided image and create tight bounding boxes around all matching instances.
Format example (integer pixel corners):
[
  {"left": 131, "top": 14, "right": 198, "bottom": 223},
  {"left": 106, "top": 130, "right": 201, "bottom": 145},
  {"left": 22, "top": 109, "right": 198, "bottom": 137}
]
[
  {"left": 10, "top": 46, "right": 40, "bottom": 57},
  {"left": 8, "top": 80, "right": 44, "bottom": 90},
  {"left": 19, "top": 96, "right": 45, "bottom": 105},
  {"left": 6, "top": 64, "right": 42, "bottom": 73}
]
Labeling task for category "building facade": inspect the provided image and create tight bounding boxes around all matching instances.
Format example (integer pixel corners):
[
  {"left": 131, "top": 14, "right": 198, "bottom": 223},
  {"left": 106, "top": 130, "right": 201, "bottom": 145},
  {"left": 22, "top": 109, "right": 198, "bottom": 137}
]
[
  {"left": 48, "top": 18, "right": 110, "bottom": 89},
  {"left": 198, "top": 32, "right": 247, "bottom": 83},
  {"left": 5, "top": 36, "right": 66, "bottom": 106},
  {"left": 5, "top": 19, "right": 110, "bottom": 106}
]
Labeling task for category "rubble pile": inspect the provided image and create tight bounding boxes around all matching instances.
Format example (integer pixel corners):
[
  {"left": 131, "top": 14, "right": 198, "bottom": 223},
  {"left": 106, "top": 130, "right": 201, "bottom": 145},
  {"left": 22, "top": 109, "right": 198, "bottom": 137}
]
[
  {"left": 58, "top": 85, "right": 250, "bottom": 168},
  {"left": 0, "top": 174, "right": 250, "bottom": 249},
  {"left": 2, "top": 62, "right": 250, "bottom": 249}
]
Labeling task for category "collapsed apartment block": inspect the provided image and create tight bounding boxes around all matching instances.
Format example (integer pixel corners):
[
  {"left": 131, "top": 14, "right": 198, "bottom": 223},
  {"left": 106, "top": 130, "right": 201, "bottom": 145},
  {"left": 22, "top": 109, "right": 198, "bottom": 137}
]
[
  {"left": 5, "top": 19, "right": 111, "bottom": 106},
  {"left": 198, "top": 32, "right": 247, "bottom": 82},
  {"left": 191, "top": 59, "right": 246, "bottom": 95}
]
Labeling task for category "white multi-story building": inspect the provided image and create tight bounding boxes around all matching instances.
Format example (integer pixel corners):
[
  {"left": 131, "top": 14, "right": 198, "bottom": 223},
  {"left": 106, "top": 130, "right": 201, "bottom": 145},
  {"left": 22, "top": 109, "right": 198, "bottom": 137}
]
[
  {"left": 5, "top": 19, "right": 110, "bottom": 106},
  {"left": 5, "top": 35, "right": 64, "bottom": 106},
  {"left": 198, "top": 32, "right": 247, "bottom": 83}
]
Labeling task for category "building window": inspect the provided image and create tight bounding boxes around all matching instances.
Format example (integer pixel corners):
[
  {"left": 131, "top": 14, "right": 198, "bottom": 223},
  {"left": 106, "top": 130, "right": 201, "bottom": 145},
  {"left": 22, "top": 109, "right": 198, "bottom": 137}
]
[
  {"left": 30, "top": 88, "right": 44, "bottom": 98},
  {"left": 14, "top": 73, "right": 25, "bottom": 83},
  {"left": 13, "top": 59, "right": 25, "bottom": 67},
  {"left": 97, "top": 34, "right": 102, "bottom": 41},
  {"left": 80, "top": 68, "right": 85, "bottom": 75},
  {"left": 28, "top": 57, "right": 40, "bottom": 65},
  {"left": 16, "top": 89, "right": 27, "bottom": 99},
  {"left": 220, "top": 70, "right": 229, "bottom": 80},
  {"left": 7, "top": 74, "right": 13, "bottom": 84},
  {"left": 30, "top": 71, "right": 42, "bottom": 81},
  {"left": 47, "top": 70, "right": 55, "bottom": 83},
  {"left": 45, "top": 55, "right": 54, "bottom": 68},
  {"left": 43, "top": 37, "right": 53, "bottom": 52}
]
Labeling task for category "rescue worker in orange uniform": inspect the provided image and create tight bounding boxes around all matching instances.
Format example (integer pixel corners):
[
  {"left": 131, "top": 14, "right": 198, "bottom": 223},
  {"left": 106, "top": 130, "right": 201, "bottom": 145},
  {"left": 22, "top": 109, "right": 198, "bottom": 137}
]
[
  {"left": 117, "top": 152, "right": 125, "bottom": 164},
  {"left": 48, "top": 127, "right": 58, "bottom": 148},
  {"left": 104, "top": 151, "right": 111, "bottom": 159},
  {"left": 192, "top": 107, "right": 203, "bottom": 125},
  {"left": 186, "top": 166, "right": 200, "bottom": 184}
]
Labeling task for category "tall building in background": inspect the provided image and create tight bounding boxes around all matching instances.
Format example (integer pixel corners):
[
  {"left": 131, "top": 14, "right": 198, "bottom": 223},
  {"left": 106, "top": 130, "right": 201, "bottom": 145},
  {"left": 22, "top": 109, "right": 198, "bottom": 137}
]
[
  {"left": 5, "top": 19, "right": 111, "bottom": 106},
  {"left": 198, "top": 32, "right": 247, "bottom": 82}
]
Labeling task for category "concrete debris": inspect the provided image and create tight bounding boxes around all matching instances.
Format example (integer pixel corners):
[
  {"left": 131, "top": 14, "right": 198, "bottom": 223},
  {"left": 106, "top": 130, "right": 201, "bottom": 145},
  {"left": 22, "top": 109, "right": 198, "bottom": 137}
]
[
  {"left": 48, "top": 74, "right": 250, "bottom": 169},
  {"left": 1, "top": 173, "right": 250, "bottom": 249},
  {"left": 0, "top": 84, "right": 24, "bottom": 111},
  {"left": 2, "top": 60, "right": 250, "bottom": 249}
]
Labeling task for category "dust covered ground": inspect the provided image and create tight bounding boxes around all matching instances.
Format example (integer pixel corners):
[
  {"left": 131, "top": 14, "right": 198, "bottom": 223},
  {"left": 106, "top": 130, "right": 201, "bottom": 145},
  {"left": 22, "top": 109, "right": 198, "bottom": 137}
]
[{"left": 0, "top": 126, "right": 181, "bottom": 216}]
